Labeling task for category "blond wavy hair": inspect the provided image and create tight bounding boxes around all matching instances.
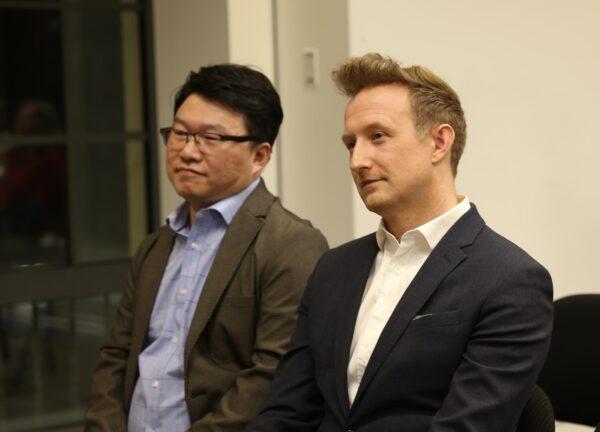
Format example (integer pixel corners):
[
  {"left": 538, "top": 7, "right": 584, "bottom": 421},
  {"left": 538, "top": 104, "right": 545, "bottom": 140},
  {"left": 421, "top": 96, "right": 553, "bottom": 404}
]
[{"left": 332, "top": 53, "right": 466, "bottom": 175}]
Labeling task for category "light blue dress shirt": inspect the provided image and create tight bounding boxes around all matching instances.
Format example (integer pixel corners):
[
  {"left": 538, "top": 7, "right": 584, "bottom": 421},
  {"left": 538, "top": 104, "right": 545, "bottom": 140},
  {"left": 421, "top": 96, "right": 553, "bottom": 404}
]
[{"left": 128, "top": 178, "right": 260, "bottom": 432}]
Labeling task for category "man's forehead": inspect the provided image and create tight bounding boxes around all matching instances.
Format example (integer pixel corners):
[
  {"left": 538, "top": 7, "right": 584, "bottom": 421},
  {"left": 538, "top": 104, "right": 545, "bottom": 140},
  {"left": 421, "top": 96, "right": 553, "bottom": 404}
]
[
  {"left": 174, "top": 94, "right": 246, "bottom": 132},
  {"left": 346, "top": 83, "right": 411, "bottom": 115},
  {"left": 176, "top": 94, "right": 243, "bottom": 119},
  {"left": 344, "top": 85, "right": 412, "bottom": 131}
]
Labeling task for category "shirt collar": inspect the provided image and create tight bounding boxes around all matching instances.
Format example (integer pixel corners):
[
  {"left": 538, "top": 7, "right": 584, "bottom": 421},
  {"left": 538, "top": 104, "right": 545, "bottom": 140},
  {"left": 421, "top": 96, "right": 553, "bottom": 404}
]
[
  {"left": 375, "top": 196, "right": 471, "bottom": 252},
  {"left": 210, "top": 177, "right": 260, "bottom": 224},
  {"left": 166, "top": 177, "right": 261, "bottom": 231},
  {"left": 167, "top": 202, "right": 190, "bottom": 233}
]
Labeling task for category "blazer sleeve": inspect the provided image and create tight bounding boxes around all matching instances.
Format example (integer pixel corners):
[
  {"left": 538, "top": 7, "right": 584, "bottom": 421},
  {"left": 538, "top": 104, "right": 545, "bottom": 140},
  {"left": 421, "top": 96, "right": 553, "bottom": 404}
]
[
  {"left": 84, "top": 235, "right": 152, "bottom": 432},
  {"left": 428, "top": 261, "right": 554, "bottom": 432},
  {"left": 245, "top": 254, "right": 328, "bottom": 432},
  {"left": 189, "top": 224, "right": 328, "bottom": 432}
]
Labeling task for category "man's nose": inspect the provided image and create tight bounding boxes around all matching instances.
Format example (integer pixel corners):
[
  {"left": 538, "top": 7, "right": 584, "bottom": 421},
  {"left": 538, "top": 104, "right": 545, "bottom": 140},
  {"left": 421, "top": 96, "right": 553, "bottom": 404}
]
[
  {"left": 349, "top": 140, "right": 372, "bottom": 172},
  {"left": 179, "top": 139, "right": 202, "bottom": 161}
]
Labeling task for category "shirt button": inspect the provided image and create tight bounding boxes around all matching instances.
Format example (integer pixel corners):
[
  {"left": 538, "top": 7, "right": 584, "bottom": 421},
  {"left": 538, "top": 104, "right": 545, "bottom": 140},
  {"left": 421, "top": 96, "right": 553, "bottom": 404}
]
[
  {"left": 171, "top": 336, "right": 178, "bottom": 344},
  {"left": 191, "top": 242, "right": 199, "bottom": 249},
  {"left": 180, "top": 288, "right": 187, "bottom": 295},
  {"left": 152, "top": 380, "right": 159, "bottom": 389}
]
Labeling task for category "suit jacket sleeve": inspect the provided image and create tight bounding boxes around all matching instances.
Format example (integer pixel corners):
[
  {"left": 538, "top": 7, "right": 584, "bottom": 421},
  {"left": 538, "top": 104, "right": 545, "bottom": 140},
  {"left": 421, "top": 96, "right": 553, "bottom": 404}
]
[
  {"left": 189, "top": 223, "right": 328, "bottom": 432},
  {"left": 428, "top": 260, "right": 553, "bottom": 432},
  {"left": 84, "top": 233, "right": 155, "bottom": 432},
  {"left": 245, "top": 255, "right": 327, "bottom": 432}
]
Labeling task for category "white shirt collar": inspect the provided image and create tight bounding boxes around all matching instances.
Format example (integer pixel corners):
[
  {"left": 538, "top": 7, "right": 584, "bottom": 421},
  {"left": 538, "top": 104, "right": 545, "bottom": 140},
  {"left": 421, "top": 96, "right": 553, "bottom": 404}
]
[{"left": 375, "top": 196, "right": 471, "bottom": 253}]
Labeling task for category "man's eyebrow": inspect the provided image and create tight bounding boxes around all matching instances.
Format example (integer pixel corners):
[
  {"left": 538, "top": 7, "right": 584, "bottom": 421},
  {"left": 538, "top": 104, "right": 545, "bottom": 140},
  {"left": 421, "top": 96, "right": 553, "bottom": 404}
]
[
  {"left": 365, "top": 121, "right": 392, "bottom": 132},
  {"left": 341, "top": 121, "right": 392, "bottom": 143},
  {"left": 341, "top": 132, "right": 355, "bottom": 143}
]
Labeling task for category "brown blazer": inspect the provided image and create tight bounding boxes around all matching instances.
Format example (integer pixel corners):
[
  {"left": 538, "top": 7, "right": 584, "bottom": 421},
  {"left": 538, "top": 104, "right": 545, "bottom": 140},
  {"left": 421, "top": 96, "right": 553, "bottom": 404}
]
[{"left": 85, "top": 180, "right": 328, "bottom": 431}]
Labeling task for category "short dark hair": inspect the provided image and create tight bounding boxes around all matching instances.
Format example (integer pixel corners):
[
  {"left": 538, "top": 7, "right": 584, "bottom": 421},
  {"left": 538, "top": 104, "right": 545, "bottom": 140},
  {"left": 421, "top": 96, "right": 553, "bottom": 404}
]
[{"left": 174, "top": 64, "right": 283, "bottom": 146}]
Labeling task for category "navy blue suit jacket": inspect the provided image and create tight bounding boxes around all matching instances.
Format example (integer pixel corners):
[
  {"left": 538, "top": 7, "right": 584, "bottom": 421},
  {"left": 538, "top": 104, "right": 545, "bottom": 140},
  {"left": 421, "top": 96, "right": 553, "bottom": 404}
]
[{"left": 247, "top": 205, "right": 553, "bottom": 432}]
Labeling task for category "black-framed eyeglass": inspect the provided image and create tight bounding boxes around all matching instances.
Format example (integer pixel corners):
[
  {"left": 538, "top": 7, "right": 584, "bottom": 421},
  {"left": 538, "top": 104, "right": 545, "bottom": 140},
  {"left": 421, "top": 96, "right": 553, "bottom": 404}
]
[{"left": 159, "top": 127, "right": 263, "bottom": 153}]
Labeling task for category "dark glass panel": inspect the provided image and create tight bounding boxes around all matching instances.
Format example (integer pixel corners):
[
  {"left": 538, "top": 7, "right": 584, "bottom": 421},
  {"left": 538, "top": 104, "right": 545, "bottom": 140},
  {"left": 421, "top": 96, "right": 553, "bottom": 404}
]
[
  {"left": 0, "top": 8, "right": 64, "bottom": 134},
  {"left": 68, "top": 140, "right": 129, "bottom": 263},
  {"left": 0, "top": 293, "right": 121, "bottom": 431},
  {"left": 64, "top": 9, "right": 144, "bottom": 133},
  {"left": 70, "top": 0, "right": 138, "bottom": 3},
  {"left": 67, "top": 139, "right": 148, "bottom": 264},
  {"left": 0, "top": 142, "right": 69, "bottom": 270}
]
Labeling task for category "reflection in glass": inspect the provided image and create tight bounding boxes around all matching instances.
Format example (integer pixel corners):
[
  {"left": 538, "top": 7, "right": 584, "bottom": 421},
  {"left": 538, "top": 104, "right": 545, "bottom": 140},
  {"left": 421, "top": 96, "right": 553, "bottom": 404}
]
[
  {"left": 0, "top": 142, "right": 68, "bottom": 270},
  {"left": 68, "top": 140, "right": 147, "bottom": 264},
  {"left": 0, "top": 100, "right": 68, "bottom": 270},
  {"left": 72, "top": 0, "right": 138, "bottom": 3},
  {"left": 64, "top": 9, "right": 144, "bottom": 134},
  {"left": 0, "top": 2, "right": 150, "bottom": 431},
  {"left": 125, "top": 139, "right": 149, "bottom": 256},
  {"left": 0, "top": 8, "right": 68, "bottom": 270},
  {"left": 0, "top": 9, "right": 64, "bottom": 134},
  {"left": 0, "top": 7, "right": 148, "bottom": 269},
  {"left": 0, "top": 294, "right": 121, "bottom": 431}
]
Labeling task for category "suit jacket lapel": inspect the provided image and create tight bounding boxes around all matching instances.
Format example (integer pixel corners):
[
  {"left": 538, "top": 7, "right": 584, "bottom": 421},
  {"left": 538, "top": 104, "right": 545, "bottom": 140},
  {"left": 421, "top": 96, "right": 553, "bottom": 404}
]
[
  {"left": 127, "top": 226, "right": 175, "bottom": 403},
  {"left": 350, "top": 205, "right": 485, "bottom": 411},
  {"left": 130, "top": 227, "right": 176, "bottom": 355},
  {"left": 184, "top": 180, "right": 275, "bottom": 361},
  {"left": 334, "top": 234, "right": 379, "bottom": 417}
]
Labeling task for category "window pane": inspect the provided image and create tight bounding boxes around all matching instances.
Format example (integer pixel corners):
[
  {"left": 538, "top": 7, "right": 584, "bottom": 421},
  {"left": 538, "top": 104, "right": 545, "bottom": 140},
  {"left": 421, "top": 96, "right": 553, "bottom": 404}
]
[
  {"left": 0, "top": 8, "right": 69, "bottom": 271},
  {"left": 0, "top": 293, "right": 121, "bottom": 431},
  {"left": 68, "top": 140, "right": 147, "bottom": 264},
  {"left": 63, "top": 9, "right": 144, "bottom": 133},
  {"left": 70, "top": 0, "right": 139, "bottom": 3},
  {"left": 0, "top": 142, "right": 69, "bottom": 271},
  {"left": 0, "top": 8, "right": 64, "bottom": 134}
]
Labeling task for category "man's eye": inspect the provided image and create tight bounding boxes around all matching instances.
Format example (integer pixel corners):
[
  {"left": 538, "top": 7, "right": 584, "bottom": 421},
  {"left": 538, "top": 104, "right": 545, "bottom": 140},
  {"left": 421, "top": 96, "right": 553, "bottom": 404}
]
[
  {"left": 372, "top": 131, "right": 385, "bottom": 141},
  {"left": 344, "top": 140, "right": 355, "bottom": 151},
  {"left": 202, "top": 133, "right": 221, "bottom": 142},
  {"left": 171, "top": 130, "right": 189, "bottom": 142}
]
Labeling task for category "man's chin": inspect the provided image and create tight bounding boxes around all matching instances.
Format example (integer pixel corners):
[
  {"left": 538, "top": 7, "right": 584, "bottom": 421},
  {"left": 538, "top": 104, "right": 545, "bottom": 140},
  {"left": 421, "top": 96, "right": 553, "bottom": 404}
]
[
  {"left": 360, "top": 194, "right": 385, "bottom": 215},
  {"left": 174, "top": 186, "right": 208, "bottom": 203}
]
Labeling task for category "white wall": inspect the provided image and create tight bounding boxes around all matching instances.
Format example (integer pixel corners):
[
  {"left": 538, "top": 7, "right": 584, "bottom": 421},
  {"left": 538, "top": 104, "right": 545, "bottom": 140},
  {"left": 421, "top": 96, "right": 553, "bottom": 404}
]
[
  {"left": 154, "top": 0, "right": 279, "bottom": 218},
  {"left": 276, "top": 0, "right": 353, "bottom": 246},
  {"left": 348, "top": 0, "right": 600, "bottom": 299},
  {"left": 153, "top": 0, "right": 353, "bottom": 245},
  {"left": 227, "top": 0, "right": 279, "bottom": 195},
  {"left": 153, "top": 0, "right": 229, "bottom": 220}
]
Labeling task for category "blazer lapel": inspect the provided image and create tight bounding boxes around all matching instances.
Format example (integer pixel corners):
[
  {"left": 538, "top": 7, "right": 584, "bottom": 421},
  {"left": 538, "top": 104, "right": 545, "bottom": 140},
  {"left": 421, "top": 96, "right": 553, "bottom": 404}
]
[
  {"left": 127, "top": 226, "right": 176, "bottom": 403},
  {"left": 334, "top": 234, "right": 379, "bottom": 417},
  {"left": 130, "top": 227, "right": 176, "bottom": 355},
  {"left": 184, "top": 181, "right": 275, "bottom": 362},
  {"left": 350, "top": 205, "right": 485, "bottom": 411}
]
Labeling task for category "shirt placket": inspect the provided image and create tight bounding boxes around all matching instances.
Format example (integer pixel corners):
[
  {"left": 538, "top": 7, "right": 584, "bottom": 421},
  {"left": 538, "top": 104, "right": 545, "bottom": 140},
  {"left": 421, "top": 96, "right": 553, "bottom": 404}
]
[
  {"left": 179, "top": 219, "right": 204, "bottom": 338},
  {"left": 360, "top": 253, "right": 396, "bottom": 378}
]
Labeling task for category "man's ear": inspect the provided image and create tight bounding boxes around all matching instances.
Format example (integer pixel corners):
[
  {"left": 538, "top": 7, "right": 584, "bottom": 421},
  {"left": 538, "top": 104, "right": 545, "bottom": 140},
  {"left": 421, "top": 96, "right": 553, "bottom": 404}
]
[
  {"left": 252, "top": 142, "right": 272, "bottom": 174},
  {"left": 431, "top": 124, "right": 455, "bottom": 166}
]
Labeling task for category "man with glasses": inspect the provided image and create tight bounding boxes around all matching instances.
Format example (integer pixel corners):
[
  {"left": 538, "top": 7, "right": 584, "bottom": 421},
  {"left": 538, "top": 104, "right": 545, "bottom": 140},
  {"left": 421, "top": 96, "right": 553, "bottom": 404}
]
[{"left": 85, "top": 64, "right": 328, "bottom": 432}]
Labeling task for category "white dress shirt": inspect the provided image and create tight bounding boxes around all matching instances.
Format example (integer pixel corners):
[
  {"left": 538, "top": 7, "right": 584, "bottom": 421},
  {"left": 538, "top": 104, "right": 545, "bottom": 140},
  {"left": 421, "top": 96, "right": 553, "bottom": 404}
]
[{"left": 347, "top": 197, "right": 471, "bottom": 405}]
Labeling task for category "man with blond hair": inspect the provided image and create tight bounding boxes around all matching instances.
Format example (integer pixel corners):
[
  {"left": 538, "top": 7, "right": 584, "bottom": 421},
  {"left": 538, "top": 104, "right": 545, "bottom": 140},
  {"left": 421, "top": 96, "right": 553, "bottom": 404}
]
[{"left": 247, "top": 53, "right": 553, "bottom": 432}]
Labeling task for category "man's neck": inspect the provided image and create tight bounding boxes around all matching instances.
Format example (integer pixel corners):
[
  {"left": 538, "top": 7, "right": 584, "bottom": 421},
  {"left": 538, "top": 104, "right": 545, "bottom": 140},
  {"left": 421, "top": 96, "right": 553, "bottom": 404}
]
[
  {"left": 188, "top": 206, "right": 198, "bottom": 227},
  {"left": 186, "top": 175, "right": 261, "bottom": 226},
  {"left": 382, "top": 186, "right": 460, "bottom": 241}
]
